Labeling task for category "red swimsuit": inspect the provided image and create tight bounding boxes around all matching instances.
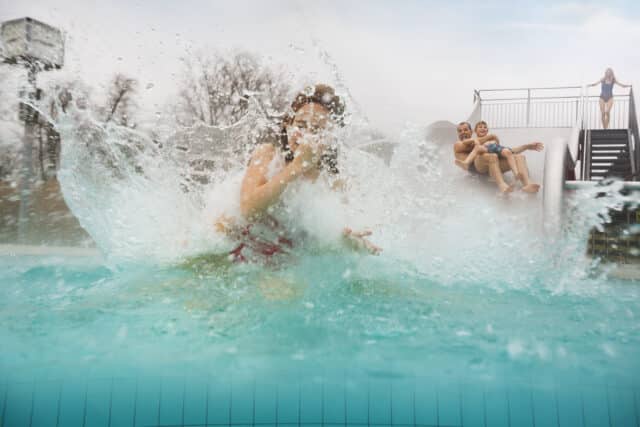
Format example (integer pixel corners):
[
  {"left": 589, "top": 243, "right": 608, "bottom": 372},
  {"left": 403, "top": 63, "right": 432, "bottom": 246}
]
[{"left": 227, "top": 215, "right": 294, "bottom": 264}]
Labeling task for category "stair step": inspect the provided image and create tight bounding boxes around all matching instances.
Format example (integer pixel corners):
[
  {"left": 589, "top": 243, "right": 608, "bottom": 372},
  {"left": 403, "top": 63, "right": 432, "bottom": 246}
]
[
  {"left": 604, "top": 171, "right": 631, "bottom": 176},
  {"left": 604, "top": 161, "right": 631, "bottom": 166},
  {"left": 584, "top": 128, "right": 634, "bottom": 183},
  {"left": 591, "top": 158, "right": 617, "bottom": 162},
  {"left": 590, "top": 130, "right": 629, "bottom": 136}
]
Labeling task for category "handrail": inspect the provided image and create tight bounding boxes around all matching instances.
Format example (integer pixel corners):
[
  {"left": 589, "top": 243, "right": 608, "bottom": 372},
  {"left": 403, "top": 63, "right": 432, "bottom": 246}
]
[
  {"left": 629, "top": 87, "right": 639, "bottom": 181},
  {"left": 574, "top": 86, "right": 586, "bottom": 178},
  {"left": 475, "top": 85, "right": 632, "bottom": 130},
  {"left": 479, "top": 94, "right": 631, "bottom": 103},
  {"left": 477, "top": 86, "right": 582, "bottom": 93},
  {"left": 579, "top": 85, "right": 587, "bottom": 180}
]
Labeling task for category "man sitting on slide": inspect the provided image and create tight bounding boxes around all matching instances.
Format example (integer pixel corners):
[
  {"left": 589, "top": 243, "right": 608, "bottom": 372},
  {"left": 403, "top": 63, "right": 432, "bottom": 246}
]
[{"left": 453, "top": 121, "right": 542, "bottom": 193}]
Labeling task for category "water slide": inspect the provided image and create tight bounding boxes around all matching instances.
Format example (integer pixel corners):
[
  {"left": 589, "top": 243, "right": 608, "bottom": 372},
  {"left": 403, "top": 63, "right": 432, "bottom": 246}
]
[
  {"left": 466, "top": 89, "right": 578, "bottom": 232},
  {"left": 423, "top": 87, "right": 637, "bottom": 232},
  {"left": 419, "top": 95, "right": 574, "bottom": 236},
  {"left": 416, "top": 86, "right": 640, "bottom": 277}
]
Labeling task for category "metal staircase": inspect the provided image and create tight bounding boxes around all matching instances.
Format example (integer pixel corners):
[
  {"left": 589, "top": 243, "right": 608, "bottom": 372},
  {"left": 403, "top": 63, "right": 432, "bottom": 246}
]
[
  {"left": 585, "top": 129, "right": 633, "bottom": 181},
  {"left": 576, "top": 88, "right": 640, "bottom": 264}
]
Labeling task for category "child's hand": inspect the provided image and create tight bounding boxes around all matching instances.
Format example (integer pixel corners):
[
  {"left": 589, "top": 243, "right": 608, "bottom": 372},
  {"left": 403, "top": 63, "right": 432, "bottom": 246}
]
[
  {"left": 343, "top": 228, "right": 382, "bottom": 255},
  {"left": 528, "top": 142, "right": 544, "bottom": 151},
  {"left": 290, "top": 144, "right": 316, "bottom": 173}
]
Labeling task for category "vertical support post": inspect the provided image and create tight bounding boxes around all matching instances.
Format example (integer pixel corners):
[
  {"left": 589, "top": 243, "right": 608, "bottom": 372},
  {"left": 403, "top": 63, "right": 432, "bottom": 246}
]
[
  {"left": 526, "top": 89, "right": 531, "bottom": 127},
  {"left": 17, "top": 65, "right": 38, "bottom": 243},
  {"left": 474, "top": 90, "right": 482, "bottom": 123}
]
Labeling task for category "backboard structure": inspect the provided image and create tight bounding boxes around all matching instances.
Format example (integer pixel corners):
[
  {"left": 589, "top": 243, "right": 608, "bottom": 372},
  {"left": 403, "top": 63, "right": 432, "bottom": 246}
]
[
  {"left": 1, "top": 17, "right": 65, "bottom": 243},
  {"left": 1, "top": 17, "right": 64, "bottom": 70}
]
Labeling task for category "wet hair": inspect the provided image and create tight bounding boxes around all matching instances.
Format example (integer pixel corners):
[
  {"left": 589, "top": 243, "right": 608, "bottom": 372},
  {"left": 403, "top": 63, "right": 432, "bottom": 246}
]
[
  {"left": 290, "top": 84, "right": 346, "bottom": 126},
  {"left": 604, "top": 68, "right": 616, "bottom": 82},
  {"left": 474, "top": 120, "right": 488, "bottom": 131},
  {"left": 457, "top": 121, "right": 472, "bottom": 131},
  {"left": 278, "top": 84, "right": 345, "bottom": 174}
]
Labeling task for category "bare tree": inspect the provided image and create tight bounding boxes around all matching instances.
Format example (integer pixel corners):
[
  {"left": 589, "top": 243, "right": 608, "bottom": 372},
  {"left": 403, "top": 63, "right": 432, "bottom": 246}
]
[
  {"left": 174, "top": 50, "right": 291, "bottom": 127},
  {"left": 102, "top": 73, "right": 138, "bottom": 128}
]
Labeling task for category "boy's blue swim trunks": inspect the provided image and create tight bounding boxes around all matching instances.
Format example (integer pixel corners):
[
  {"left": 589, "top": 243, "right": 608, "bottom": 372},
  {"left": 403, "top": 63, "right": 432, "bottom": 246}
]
[{"left": 486, "top": 143, "right": 512, "bottom": 155}]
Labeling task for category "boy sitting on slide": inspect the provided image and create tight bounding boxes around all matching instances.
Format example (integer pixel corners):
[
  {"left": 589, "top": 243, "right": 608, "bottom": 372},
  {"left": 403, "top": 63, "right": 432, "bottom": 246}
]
[{"left": 455, "top": 121, "right": 543, "bottom": 190}]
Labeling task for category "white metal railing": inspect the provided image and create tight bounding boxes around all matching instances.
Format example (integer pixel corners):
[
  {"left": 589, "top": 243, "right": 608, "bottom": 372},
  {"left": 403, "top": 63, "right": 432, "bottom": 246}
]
[
  {"left": 629, "top": 87, "right": 639, "bottom": 180},
  {"left": 583, "top": 94, "right": 631, "bottom": 130},
  {"left": 475, "top": 86, "right": 632, "bottom": 130}
]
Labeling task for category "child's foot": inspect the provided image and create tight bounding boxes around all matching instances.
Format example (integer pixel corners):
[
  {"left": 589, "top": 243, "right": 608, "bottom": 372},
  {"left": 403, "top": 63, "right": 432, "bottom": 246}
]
[
  {"left": 499, "top": 183, "right": 514, "bottom": 193},
  {"left": 454, "top": 159, "right": 470, "bottom": 170},
  {"left": 522, "top": 183, "right": 540, "bottom": 193}
]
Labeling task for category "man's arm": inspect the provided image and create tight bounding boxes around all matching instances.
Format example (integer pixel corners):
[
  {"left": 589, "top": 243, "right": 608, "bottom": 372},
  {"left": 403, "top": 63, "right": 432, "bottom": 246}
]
[
  {"left": 453, "top": 139, "right": 474, "bottom": 153},
  {"left": 511, "top": 142, "right": 544, "bottom": 154},
  {"left": 454, "top": 134, "right": 499, "bottom": 153},
  {"left": 478, "top": 134, "right": 499, "bottom": 144},
  {"left": 460, "top": 133, "right": 498, "bottom": 145}
]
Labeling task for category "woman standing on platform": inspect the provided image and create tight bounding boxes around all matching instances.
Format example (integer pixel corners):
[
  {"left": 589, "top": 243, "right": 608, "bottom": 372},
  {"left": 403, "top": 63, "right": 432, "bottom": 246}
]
[{"left": 589, "top": 68, "right": 631, "bottom": 129}]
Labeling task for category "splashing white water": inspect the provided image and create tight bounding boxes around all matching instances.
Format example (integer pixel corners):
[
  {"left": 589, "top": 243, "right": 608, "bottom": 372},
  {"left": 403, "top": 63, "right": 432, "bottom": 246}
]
[{"left": 53, "top": 87, "right": 637, "bottom": 296}]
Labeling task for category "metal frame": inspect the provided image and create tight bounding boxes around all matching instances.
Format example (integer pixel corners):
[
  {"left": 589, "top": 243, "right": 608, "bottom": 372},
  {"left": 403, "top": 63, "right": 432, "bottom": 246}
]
[
  {"left": 628, "top": 88, "right": 639, "bottom": 179},
  {"left": 474, "top": 86, "right": 633, "bottom": 130}
]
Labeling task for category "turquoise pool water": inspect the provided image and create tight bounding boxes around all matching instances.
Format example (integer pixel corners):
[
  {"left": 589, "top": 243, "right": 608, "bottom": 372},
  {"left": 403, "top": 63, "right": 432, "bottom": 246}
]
[
  {"left": 3, "top": 111, "right": 639, "bottom": 426},
  {"left": 1, "top": 250, "right": 639, "bottom": 426}
]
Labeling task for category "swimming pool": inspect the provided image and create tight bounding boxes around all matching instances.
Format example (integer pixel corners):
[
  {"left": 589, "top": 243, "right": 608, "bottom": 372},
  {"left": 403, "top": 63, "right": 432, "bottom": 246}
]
[
  {"left": 2, "top": 95, "right": 639, "bottom": 427},
  {"left": 1, "top": 244, "right": 639, "bottom": 427}
]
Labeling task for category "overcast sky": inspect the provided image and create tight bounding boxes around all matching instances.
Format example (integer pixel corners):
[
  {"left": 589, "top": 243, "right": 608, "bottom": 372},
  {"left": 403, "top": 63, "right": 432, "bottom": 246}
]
[{"left": 1, "top": 0, "right": 639, "bottom": 133}]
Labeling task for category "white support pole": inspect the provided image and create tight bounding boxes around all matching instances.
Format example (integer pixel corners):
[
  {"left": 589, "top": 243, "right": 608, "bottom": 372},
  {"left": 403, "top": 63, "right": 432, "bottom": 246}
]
[{"left": 17, "top": 65, "right": 38, "bottom": 243}]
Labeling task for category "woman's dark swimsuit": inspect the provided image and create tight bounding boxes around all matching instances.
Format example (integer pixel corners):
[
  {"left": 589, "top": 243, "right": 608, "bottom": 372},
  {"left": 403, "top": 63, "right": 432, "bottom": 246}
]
[{"left": 601, "top": 81, "right": 614, "bottom": 102}]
